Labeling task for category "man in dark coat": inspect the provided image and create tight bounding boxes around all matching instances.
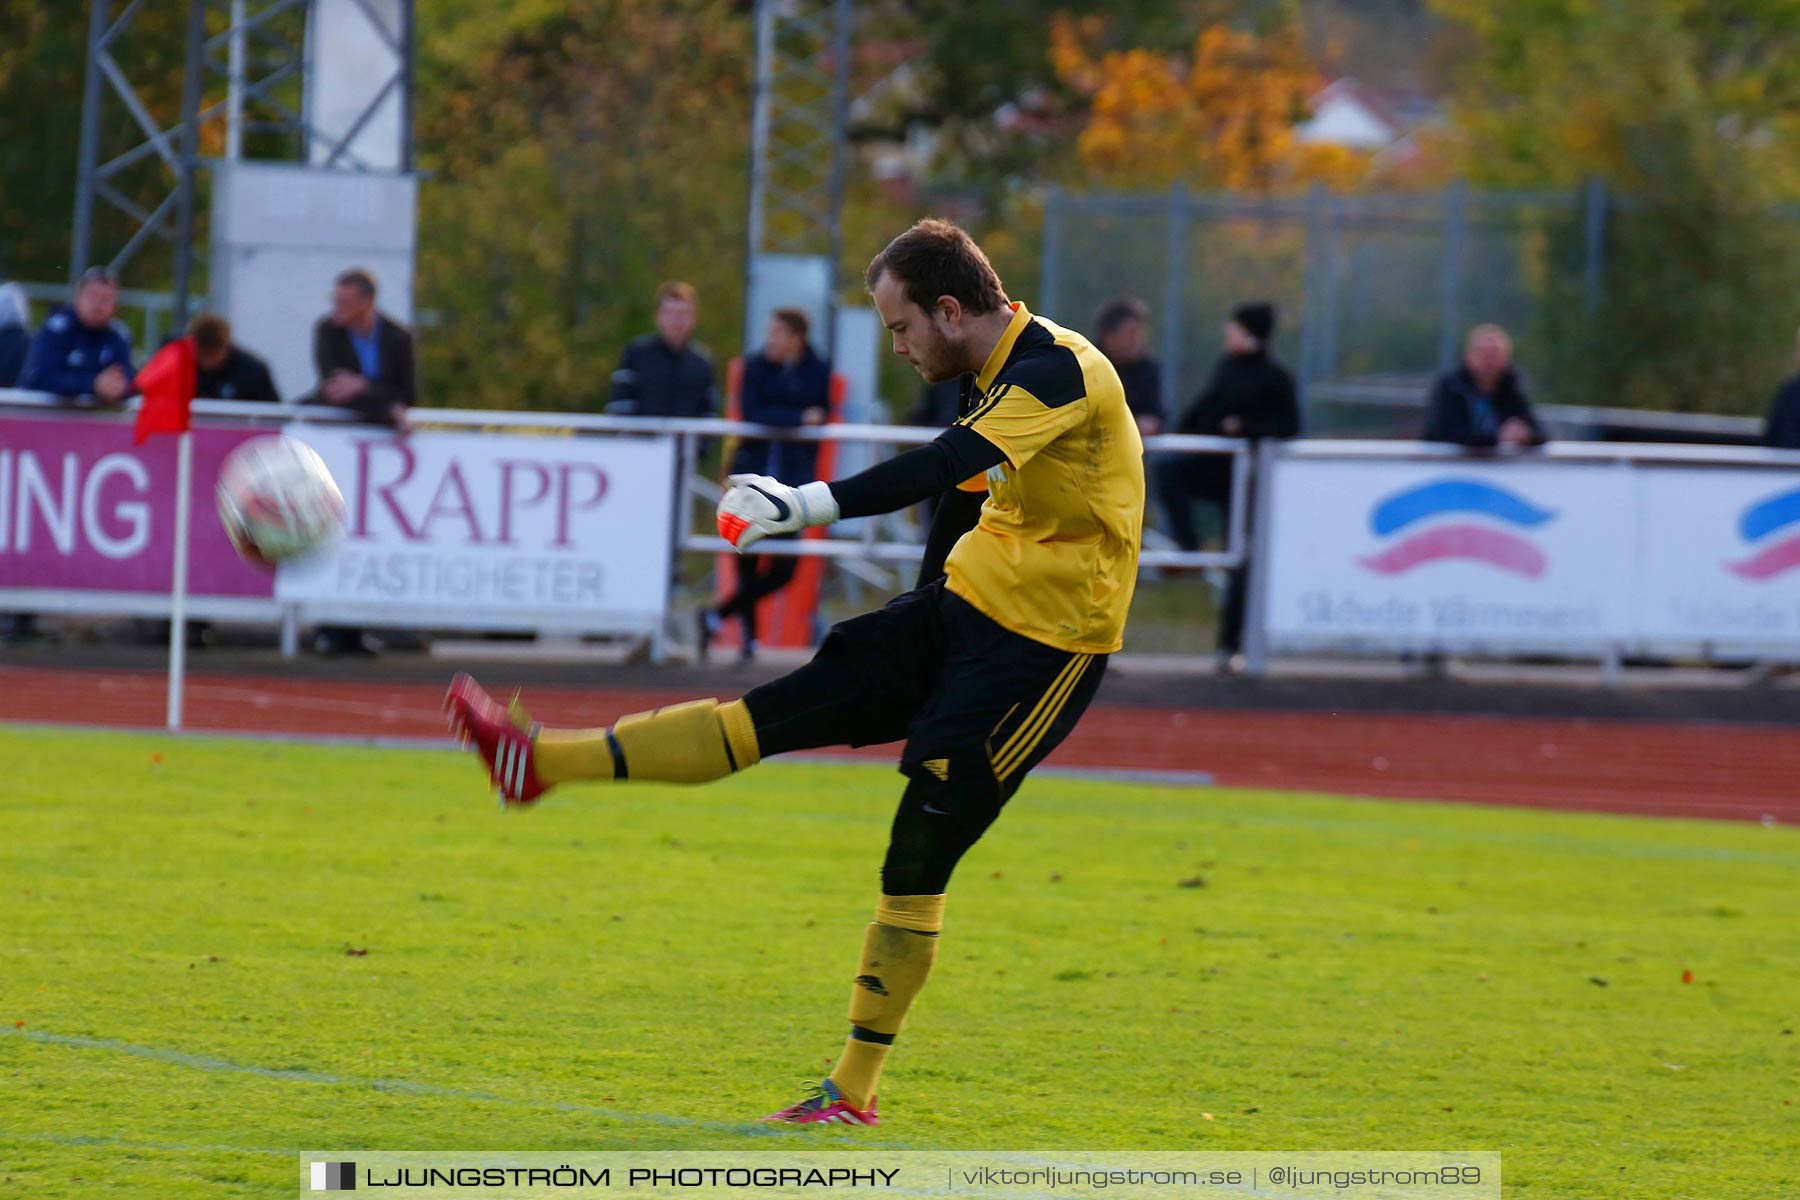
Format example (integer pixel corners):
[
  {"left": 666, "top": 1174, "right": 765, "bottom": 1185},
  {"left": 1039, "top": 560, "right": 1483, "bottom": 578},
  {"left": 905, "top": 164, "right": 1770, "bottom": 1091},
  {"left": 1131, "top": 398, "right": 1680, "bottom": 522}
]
[
  {"left": 311, "top": 267, "right": 415, "bottom": 431},
  {"left": 699, "top": 308, "right": 833, "bottom": 661},
  {"left": 308, "top": 268, "right": 416, "bottom": 655},
  {"left": 607, "top": 281, "right": 715, "bottom": 418},
  {"left": 191, "top": 313, "right": 279, "bottom": 402},
  {"left": 1158, "top": 301, "right": 1299, "bottom": 547},
  {"left": 1094, "top": 296, "right": 1165, "bottom": 437},
  {"left": 1158, "top": 301, "right": 1300, "bottom": 662},
  {"left": 1421, "top": 324, "right": 1546, "bottom": 449},
  {"left": 1763, "top": 328, "right": 1800, "bottom": 449}
]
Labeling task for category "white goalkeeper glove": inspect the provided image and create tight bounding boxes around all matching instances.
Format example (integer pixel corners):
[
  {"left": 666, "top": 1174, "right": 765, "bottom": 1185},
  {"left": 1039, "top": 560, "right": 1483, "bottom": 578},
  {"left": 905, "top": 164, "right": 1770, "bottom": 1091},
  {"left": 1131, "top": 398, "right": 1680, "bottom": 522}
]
[{"left": 715, "top": 473, "right": 839, "bottom": 552}]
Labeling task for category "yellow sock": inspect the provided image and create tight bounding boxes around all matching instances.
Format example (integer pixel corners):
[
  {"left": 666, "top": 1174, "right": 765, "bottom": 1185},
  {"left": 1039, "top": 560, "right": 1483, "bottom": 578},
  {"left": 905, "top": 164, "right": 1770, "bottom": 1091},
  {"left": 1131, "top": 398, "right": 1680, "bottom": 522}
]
[
  {"left": 828, "top": 893, "right": 945, "bottom": 1110},
  {"left": 534, "top": 698, "right": 761, "bottom": 785}
]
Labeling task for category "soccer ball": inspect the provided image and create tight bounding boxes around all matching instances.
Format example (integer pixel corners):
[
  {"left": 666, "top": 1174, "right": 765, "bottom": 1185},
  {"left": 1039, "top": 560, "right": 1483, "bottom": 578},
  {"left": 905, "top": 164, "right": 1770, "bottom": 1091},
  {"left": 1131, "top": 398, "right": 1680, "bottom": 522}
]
[{"left": 215, "top": 435, "right": 346, "bottom": 568}]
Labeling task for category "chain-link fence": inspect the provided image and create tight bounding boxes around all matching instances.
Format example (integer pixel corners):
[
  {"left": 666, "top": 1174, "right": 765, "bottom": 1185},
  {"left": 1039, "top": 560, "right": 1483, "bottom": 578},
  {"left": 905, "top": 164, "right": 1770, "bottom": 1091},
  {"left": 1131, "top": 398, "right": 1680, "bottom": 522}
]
[{"left": 1040, "top": 183, "right": 1800, "bottom": 437}]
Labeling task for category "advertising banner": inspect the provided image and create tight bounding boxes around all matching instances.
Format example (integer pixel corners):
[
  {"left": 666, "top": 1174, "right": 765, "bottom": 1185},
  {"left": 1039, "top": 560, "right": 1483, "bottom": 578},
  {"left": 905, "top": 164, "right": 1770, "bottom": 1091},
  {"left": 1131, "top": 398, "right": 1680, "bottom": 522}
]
[
  {"left": 1262, "top": 458, "right": 1632, "bottom": 650},
  {"left": 0, "top": 411, "right": 273, "bottom": 600},
  {"left": 276, "top": 426, "right": 675, "bottom": 630},
  {"left": 1632, "top": 467, "right": 1800, "bottom": 647}
]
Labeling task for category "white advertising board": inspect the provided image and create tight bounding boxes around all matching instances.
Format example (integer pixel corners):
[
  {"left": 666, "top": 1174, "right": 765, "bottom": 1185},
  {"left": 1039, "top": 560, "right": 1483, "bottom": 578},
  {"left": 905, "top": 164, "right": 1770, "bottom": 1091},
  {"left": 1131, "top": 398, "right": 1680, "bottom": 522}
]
[
  {"left": 1632, "top": 467, "right": 1800, "bottom": 649},
  {"left": 277, "top": 427, "right": 674, "bottom": 632},
  {"left": 1263, "top": 459, "right": 1633, "bottom": 651}
]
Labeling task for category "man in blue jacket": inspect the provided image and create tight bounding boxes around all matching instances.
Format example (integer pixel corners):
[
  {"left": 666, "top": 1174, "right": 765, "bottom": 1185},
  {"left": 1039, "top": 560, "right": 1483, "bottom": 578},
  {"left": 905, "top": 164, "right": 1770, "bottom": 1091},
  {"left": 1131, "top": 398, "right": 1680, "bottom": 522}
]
[
  {"left": 20, "top": 267, "right": 134, "bottom": 403},
  {"left": 7, "top": 268, "right": 135, "bottom": 643},
  {"left": 697, "top": 307, "right": 832, "bottom": 661}
]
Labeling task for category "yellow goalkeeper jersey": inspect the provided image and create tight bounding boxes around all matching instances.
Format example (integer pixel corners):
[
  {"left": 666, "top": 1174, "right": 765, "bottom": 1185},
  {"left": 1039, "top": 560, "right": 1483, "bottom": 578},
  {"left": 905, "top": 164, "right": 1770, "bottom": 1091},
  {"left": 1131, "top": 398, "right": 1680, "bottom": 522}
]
[{"left": 945, "top": 301, "right": 1145, "bottom": 654}]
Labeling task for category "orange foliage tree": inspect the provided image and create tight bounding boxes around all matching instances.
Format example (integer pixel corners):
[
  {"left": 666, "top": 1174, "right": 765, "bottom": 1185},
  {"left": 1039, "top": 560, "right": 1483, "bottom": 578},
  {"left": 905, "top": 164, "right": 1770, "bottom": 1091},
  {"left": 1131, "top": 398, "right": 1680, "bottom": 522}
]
[{"left": 1049, "top": 14, "right": 1366, "bottom": 193}]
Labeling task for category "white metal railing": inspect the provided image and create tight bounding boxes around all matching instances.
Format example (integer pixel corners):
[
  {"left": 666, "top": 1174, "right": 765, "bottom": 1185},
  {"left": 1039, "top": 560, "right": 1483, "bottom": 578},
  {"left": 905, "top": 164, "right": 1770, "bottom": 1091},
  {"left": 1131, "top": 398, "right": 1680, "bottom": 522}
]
[
  {"left": 20, "top": 388, "right": 1800, "bottom": 679},
  {"left": 0, "top": 388, "right": 1255, "bottom": 575},
  {"left": 1274, "top": 436, "right": 1800, "bottom": 466},
  {"left": 1307, "top": 377, "right": 1767, "bottom": 442}
]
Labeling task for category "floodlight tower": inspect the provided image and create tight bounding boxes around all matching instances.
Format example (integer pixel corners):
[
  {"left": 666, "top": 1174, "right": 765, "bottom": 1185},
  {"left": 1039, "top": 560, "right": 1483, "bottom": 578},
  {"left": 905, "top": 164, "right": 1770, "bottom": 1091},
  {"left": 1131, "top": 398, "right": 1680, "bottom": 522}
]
[
  {"left": 70, "top": 0, "right": 415, "bottom": 333},
  {"left": 744, "top": 0, "right": 853, "bottom": 357},
  {"left": 70, "top": 0, "right": 416, "bottom": 398}
]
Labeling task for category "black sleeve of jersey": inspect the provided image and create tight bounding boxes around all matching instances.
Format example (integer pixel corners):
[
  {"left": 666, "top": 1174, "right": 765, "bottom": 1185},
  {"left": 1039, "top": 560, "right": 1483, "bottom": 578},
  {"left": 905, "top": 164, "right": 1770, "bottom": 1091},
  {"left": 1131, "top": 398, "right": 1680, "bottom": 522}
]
[
  {"left": 828, "top": 424, "right": 1004, "bottom": 519},
  {"left": 915, "top": 485, "right": 986, "bottom": 589}
]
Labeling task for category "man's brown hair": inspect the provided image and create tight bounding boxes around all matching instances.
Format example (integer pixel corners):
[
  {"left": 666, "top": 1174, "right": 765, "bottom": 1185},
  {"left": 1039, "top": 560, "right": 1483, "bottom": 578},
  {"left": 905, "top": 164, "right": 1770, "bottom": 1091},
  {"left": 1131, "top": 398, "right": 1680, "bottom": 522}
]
[
  {"left": 864, "top": 218, "right": 1007, "bottom": 317},
  {"left": 335, "top": 267, "right": 377, "bottom": 297},
  {"left": 656, "top": 280, "right": 697, "bottom": 308},
  {"left": 771, "top": 307, "right": 809, "bottom": 339},
  {"left": 188, "top": 312, "right": 231, "bottom": 357}
]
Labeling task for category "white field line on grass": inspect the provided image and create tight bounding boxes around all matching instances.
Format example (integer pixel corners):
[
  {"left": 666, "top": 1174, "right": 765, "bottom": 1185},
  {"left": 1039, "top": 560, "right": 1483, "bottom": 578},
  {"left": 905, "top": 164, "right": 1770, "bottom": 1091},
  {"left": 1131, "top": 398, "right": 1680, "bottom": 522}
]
[
  {"left": 5, "top": 1026, "right": 806, "bottom": 1141},
  {"left": 84, "top": 673, "right": 535, "bottom": 728},
  {"left": 12, "top": 1029, "right": 1272, "bottom": 1200},
  {"left": 4, "top": 1130, "right": 302, "bottom": 1157}
]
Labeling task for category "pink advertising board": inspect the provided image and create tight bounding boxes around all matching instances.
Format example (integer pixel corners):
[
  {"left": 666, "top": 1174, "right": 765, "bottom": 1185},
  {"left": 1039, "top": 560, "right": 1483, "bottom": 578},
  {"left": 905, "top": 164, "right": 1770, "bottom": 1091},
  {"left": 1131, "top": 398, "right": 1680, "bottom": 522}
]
[{"left": 0, "top": 410, "right": 275, "bottom": 599}]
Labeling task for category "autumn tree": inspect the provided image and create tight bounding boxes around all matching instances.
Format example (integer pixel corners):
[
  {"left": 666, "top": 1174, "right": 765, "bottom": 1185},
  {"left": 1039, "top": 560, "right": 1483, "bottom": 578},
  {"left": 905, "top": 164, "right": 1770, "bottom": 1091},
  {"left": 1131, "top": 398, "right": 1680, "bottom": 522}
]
[
  {"left": 413, "top": 0, "right": 752, "bottom": 412},
  {"left": 1049, "top": 13, "right": 1367, "bottom": 193},
  {"left": 1431, "top": 0, "right": 1800, "bottom": 413}
]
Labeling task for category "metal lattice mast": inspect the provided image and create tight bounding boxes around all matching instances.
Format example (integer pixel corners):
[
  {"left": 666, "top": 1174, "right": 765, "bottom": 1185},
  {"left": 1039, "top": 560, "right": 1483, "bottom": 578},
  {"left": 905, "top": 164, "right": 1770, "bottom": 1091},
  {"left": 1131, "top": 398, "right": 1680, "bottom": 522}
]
[
  {"left": 745, "top": 0, "right": 853, "bottom": 353},
  {"left": 69, "top": 0, "right": 414, "bottom": 324}
]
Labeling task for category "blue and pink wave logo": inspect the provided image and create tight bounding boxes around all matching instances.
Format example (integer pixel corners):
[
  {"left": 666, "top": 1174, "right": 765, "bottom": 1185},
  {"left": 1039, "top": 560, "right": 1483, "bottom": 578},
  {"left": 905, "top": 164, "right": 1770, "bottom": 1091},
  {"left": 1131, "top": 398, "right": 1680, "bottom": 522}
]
[
  {"left": 1725, "top": 486, "right": 1800, "bottom": 580},
  {"left": 1358, "top": 478, "right": 1556, "bottom": 578}
]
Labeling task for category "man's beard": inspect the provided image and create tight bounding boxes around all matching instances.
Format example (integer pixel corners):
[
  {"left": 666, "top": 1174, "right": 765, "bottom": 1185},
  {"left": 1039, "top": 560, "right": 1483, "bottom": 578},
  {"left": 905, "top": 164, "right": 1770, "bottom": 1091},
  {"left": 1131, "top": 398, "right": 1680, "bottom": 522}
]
[{"left": 909, "top": 333, "right": 960, "bottom": 384}]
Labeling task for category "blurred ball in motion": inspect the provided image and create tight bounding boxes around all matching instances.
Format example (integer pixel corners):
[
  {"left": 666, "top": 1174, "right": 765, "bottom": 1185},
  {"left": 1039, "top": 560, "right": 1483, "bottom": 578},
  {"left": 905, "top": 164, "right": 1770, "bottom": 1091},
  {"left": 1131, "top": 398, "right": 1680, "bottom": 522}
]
[{"left": 215, "top": 435, "right": 346, "bottom": 568}]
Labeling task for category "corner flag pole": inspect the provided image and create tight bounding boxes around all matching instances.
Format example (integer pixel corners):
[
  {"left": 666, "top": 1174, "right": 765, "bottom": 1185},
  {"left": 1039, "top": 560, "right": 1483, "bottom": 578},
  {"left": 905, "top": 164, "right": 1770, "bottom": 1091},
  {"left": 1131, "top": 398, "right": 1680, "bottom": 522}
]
[{"left": 167, "top": 429, "right": 194, "bottom": 731}]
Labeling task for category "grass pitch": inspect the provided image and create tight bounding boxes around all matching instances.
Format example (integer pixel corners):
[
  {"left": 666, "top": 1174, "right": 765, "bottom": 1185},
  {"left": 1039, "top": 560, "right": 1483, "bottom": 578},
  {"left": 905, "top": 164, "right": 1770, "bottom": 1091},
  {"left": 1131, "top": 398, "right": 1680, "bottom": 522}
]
[{"left": 3, "top": 726, "right": 1796, "bottom": 1198}]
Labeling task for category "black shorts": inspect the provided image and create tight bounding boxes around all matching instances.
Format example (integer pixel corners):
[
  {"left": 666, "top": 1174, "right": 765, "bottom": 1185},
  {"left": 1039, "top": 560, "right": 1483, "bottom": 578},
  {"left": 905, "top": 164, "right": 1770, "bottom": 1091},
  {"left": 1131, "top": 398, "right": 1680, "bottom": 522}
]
[{"left": 742, "top": 578, "right": 1107, "bottom": 836}]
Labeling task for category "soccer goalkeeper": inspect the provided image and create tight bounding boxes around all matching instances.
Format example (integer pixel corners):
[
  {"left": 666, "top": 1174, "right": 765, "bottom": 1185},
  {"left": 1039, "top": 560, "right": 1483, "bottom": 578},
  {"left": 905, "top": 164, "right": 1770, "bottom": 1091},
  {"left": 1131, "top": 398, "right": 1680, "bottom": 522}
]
[{"left": 447, "top": 218, "right": 1144, "bottom": 1125}]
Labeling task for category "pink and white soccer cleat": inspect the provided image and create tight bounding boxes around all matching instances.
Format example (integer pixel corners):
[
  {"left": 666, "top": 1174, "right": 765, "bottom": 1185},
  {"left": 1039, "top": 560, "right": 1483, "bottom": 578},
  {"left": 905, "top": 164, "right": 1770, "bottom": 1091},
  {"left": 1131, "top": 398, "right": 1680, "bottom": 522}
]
[
  {"left": 444, "top": 672, "right": 549, "bottom": 806},
  {"left": 760, "top": 1079, "right": 879, "bottom": 1126}
]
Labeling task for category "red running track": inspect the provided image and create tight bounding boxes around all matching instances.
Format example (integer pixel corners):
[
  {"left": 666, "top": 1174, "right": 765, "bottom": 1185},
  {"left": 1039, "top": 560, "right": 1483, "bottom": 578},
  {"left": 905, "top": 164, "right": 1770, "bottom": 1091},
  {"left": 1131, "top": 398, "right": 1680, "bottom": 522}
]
[{"left": 7, "top": 665, "right": 1796, "bottom": 824}]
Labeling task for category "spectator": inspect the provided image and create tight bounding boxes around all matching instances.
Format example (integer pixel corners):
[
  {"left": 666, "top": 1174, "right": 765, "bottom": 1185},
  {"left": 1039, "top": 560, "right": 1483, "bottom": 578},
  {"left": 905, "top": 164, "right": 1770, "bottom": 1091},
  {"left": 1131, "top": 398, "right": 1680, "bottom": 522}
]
[
  {"left": 309, "top": 267, "right": 417, "bottom": 656},
  {"left": 0, "top": 283, "right": 31, "bottom": 387},
  {"left": 906, "top": 377, "right": 962, "bottom": 428},
  {"left": 191, "top": 313, "right": 279, "bottom": 402},
  {"left": 1763, "top": 325, "right": 1800, "bottom": 449},
  {"left": 1421, "top": 324, "right": 1546, "bottom": 449},
  {"left": 311, "top": 267, "right": 415, "bottom": 431},
  {"left": 19, "top": 266, "right": 133, "bottom": 403},
  {"left": 9, "top": 269, "right": 134, "bottom": 645},
  {"left": 698, "top": 308, "right": 832, "bottom": 662},
  {"left": 1158, "top": 301, "right": 1300, "bottom": 666},
  {"left": 608, "top": 280, "right": 715, "bottom": 418},
  {"left": 1159, "top": 301, "right": 1299, "bottom": 549},
  {"left": 1095, "top": 296, "right": 1166, "bottom": 437}
]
